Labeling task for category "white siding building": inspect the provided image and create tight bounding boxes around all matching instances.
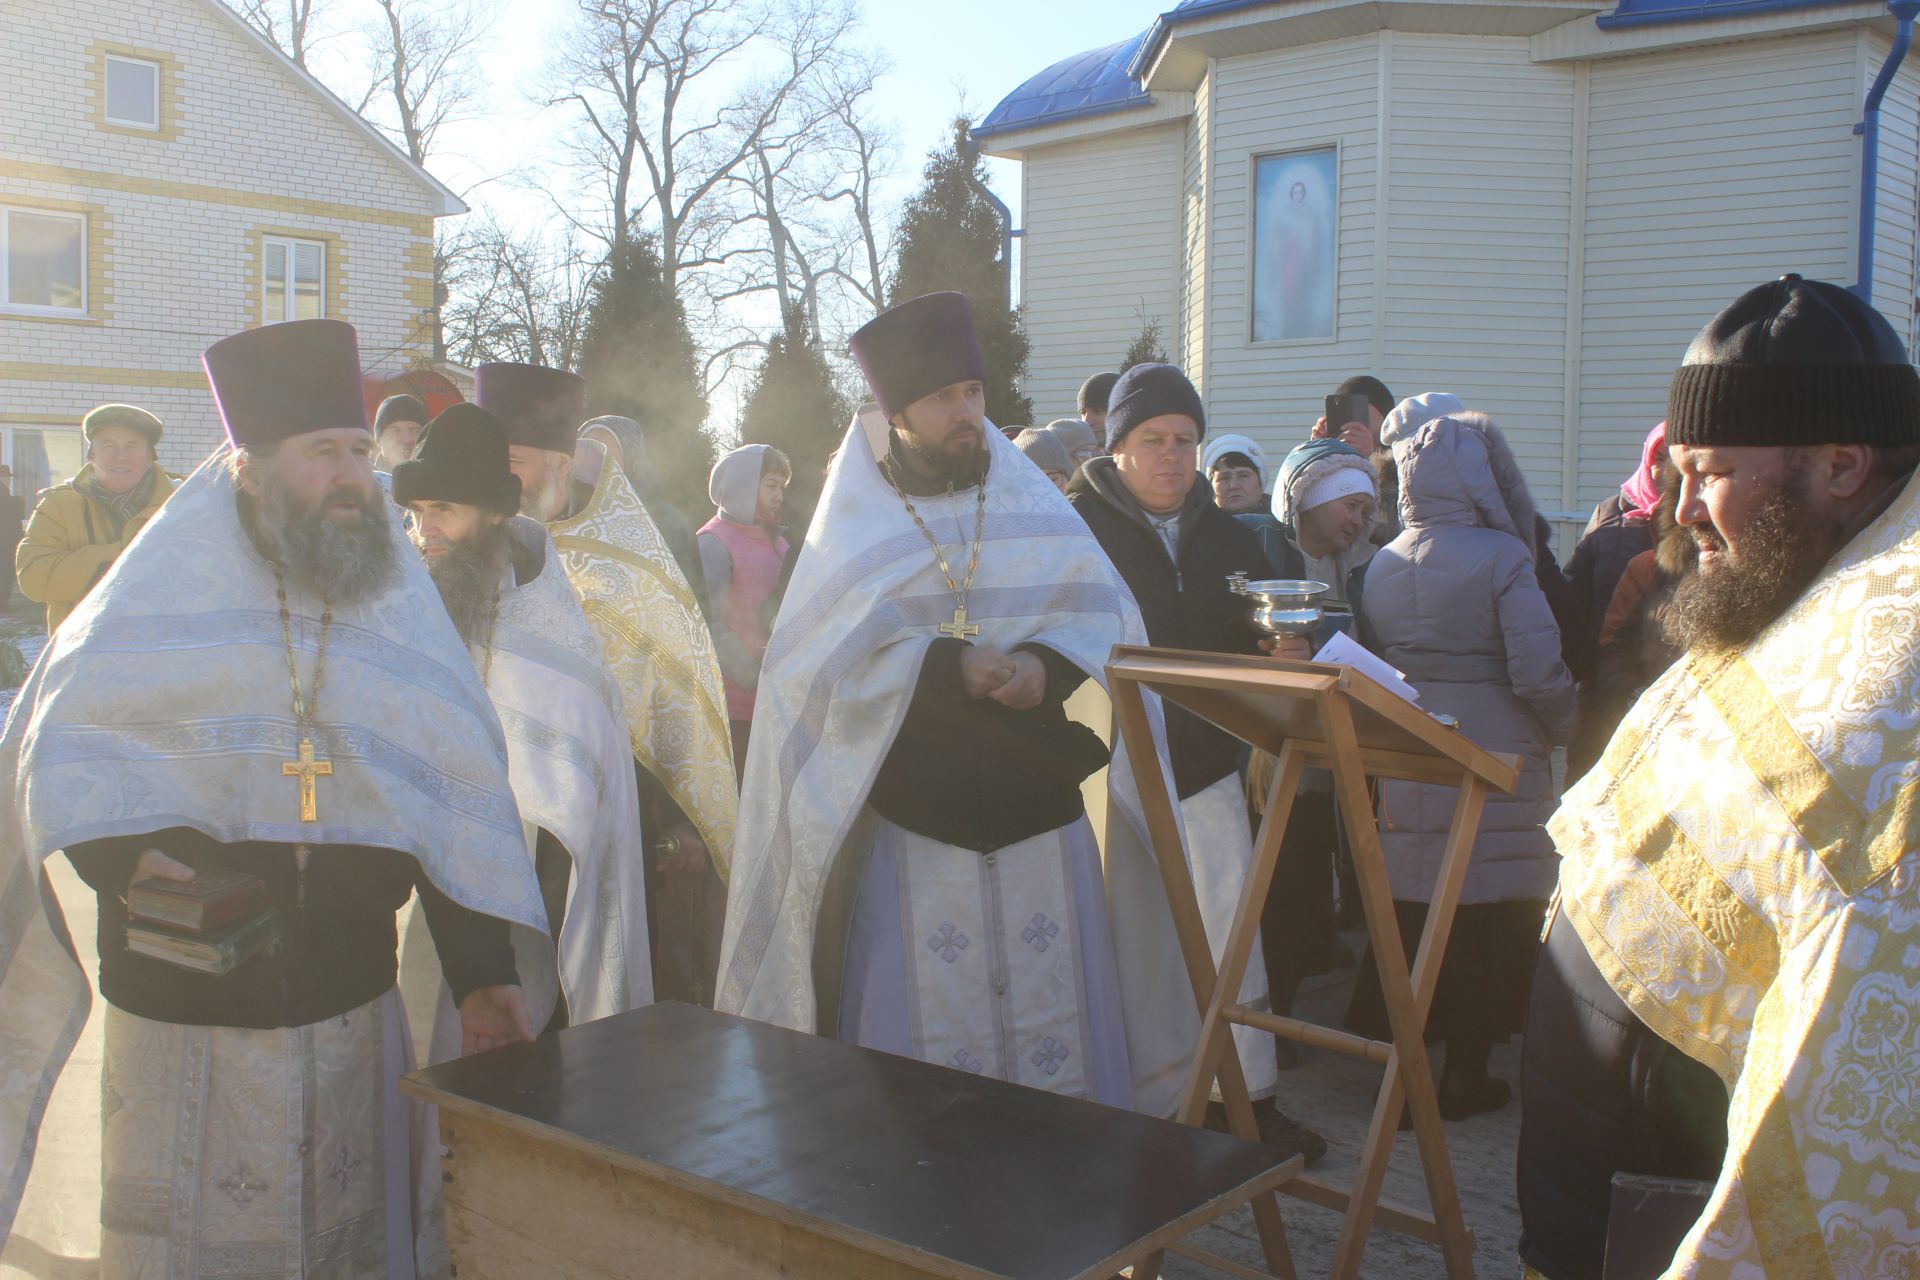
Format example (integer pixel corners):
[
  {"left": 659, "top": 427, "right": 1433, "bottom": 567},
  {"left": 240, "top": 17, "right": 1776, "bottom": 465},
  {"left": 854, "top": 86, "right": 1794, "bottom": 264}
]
[
  {"left": 0, "top": 0, "right": 463, "bottom": 492},
  {"left": 978, "top": 0, "right": 1920, "bottom": 537}
]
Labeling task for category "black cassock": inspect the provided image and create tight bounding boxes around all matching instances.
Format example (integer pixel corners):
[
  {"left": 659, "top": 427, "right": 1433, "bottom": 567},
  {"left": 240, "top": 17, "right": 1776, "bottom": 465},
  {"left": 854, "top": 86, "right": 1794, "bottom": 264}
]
[{"left": 67, "top": 827, "right": 517, "bottom": 1030}]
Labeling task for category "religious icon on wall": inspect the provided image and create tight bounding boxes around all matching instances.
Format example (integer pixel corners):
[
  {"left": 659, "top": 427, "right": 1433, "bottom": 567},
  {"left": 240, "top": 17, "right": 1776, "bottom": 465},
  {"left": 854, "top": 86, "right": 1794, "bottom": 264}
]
[{"left": 1251, "top": 147, "right": 1337, "bottom": 342}]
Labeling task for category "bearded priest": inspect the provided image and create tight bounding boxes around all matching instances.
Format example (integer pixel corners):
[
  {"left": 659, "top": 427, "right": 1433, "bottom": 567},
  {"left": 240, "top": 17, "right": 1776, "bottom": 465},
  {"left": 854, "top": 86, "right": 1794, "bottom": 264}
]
[
  {"left": 715, "top": 292, "right": 1196, "bottom": 1116},
  {"left": 0, "top": 318, "right": 547, "bottom": 1277},
  {"left": 476, "top": 361, "right": 737, "bottom": 1005},
  {"left": 395, "top": 400, "right": 651, "bottom": 1040}
]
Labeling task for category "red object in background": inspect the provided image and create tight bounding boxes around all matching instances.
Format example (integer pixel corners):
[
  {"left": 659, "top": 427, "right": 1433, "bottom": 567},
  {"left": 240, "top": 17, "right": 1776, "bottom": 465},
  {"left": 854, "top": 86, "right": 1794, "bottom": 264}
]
[{"left": 360, "top": 369, "right": 463, "bottom": 424}]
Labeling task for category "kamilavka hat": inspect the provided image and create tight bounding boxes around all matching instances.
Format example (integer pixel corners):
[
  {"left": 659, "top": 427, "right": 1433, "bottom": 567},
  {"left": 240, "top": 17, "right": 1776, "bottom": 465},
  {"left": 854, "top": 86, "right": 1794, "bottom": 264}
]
[
  {"left": 474, "top": 362, "right": 588, "bottom": 454},
  {"left": 849, "top": 292, "right": 988, "bottom": 421},
  {"left": 202, "top": 319, "right": 367, "bottom": 448}
]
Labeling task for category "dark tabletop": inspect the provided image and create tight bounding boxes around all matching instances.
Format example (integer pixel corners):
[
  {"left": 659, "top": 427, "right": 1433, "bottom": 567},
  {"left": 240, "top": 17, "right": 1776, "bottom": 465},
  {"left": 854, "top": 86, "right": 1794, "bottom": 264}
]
[{"left": 403, "top": 1002, "right": 1295, "bottom": 1280}]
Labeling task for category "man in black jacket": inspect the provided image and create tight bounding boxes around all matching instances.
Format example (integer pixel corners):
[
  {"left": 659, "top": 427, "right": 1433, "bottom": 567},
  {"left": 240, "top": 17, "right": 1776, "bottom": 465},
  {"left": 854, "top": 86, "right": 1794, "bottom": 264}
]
[{"left": 1066, "top": 361, "right": 1326, "bottom": 1162}]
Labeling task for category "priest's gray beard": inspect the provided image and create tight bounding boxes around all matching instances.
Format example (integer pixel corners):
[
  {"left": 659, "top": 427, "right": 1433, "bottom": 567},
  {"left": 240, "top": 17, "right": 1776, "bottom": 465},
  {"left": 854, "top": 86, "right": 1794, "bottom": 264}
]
[
  {"left": 238, "top": 464, "right": 398, "bottom": 607},
  {"left": 521, "top": 463, "right": 572, "bottom": 522},
  {"left": 424, "top": 523, "right": 511, "bottom": 646}
]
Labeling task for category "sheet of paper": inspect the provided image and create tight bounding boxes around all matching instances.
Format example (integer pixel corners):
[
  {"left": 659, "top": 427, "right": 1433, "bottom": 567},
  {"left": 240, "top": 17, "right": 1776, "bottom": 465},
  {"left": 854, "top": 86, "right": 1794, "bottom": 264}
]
[{"left": 1313, "top": 631, "right": 1421, "bottom": 705}]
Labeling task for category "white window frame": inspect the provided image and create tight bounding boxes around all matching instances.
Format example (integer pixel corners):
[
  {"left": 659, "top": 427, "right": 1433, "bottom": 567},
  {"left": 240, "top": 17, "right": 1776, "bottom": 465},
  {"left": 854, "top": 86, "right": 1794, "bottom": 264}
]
[
  {"left": 261, "top": 235, "right": 327, "bottom": 323},
  {"left": 103, "top": 54, "right": 161, "bottom": 130},
  {"left": 1, "top": 207, "right": 88, "bottom": 318},
  {"left": 2, "top": 424, "right": 87, "bottom": 500}
]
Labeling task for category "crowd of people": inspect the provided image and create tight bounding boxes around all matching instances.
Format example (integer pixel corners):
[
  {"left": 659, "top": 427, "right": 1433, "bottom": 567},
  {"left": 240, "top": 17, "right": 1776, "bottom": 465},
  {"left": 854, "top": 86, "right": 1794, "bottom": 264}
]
[{"left": 0, "top": 272, "right": 1916, "bottom": 1279}]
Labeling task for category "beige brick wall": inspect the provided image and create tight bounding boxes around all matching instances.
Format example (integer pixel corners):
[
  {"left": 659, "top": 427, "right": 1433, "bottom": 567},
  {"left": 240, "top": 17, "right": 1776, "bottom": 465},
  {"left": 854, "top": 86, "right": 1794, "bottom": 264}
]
[{"left": 0, "top": 0, "right": 451, "bottom": 465}]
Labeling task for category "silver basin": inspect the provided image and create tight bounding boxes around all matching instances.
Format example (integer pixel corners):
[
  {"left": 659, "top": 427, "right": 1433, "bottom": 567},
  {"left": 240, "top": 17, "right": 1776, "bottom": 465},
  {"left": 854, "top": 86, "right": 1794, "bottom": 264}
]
[{"left": 1232, "top": 577, "right": 1329, "bottom": 638}]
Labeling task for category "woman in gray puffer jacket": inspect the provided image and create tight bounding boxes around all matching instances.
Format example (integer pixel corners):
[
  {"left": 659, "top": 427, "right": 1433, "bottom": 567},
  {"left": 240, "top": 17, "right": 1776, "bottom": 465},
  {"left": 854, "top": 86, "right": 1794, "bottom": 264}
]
[{"left": 1346, "top": 408, "right": 1577, "bottom": 1120}]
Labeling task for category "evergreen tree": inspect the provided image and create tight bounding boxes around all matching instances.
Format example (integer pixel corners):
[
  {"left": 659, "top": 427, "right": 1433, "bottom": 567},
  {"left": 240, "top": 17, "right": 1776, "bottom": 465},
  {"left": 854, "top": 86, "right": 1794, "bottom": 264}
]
[
  {"left": 577, "top": 235, "right": 714, "bottom": 518},
  {"left": 1120, "top": 315, "right": 1168, "bottom": 372},
  {"left": 887, "top": 119, "right": 1033, "bottom": 426},
  {"left": 738, "top": 304, "right": 849, "bottom": 537}
]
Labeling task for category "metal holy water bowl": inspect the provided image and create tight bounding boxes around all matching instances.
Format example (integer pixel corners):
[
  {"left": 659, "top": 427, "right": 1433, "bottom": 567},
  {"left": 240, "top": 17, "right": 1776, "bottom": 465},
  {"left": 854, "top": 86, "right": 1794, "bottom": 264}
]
[{"left": 1228, "top": 574, "right": 1330, "bottom": 639}]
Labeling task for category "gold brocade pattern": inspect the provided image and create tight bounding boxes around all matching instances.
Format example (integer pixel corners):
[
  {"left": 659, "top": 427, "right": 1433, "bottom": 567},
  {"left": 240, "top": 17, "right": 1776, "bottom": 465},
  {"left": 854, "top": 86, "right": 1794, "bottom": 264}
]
[
  {"left": 1551, "top": 471, "right": 1920, "bottom": 1276},
  {"left": 548, "top": 462, "right": 738, "bottom": 879}
]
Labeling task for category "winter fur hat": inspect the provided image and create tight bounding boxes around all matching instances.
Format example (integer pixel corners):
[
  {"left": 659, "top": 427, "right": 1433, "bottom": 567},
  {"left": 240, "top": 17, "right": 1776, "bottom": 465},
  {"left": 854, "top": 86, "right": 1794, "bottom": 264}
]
[
  {"left": 1202, "top": 433, "right": 1268, "bottom": 481},
  {"left": 1272, "top": 438, "right": 1376, "bottom": 525}
]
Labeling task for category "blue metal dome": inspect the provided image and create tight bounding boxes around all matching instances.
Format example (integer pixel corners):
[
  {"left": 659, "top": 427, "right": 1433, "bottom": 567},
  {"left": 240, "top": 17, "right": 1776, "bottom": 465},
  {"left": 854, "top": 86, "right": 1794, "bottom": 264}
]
[{"left": 974, "top": 32, "right": 1154, "bottom": 140}]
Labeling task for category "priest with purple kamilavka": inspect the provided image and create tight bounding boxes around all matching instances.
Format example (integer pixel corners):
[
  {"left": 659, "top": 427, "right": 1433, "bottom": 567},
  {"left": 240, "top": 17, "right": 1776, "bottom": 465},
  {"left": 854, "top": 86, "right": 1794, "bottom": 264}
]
[
  {"left": 716, "top": 292, "right": 1197, "bottom": 1116},
  {"left": 0, "top": 319, "right": 546, "bottom": 1276}
]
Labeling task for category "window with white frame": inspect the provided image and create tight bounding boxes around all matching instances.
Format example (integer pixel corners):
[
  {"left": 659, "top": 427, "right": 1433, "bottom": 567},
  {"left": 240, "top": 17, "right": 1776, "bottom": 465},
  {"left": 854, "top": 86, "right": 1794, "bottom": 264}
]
[
  {"left": 2, "top": 208, "right": 86, "bottom": 315},
  {"left": 262, "top": 236, "right": 325, "bottom": 323},
  {"left": 3, "top": 425, "right": 86, "bottom": 501},
  {"left": 104, "top": 55, "right": 160, "bottom": 129}
]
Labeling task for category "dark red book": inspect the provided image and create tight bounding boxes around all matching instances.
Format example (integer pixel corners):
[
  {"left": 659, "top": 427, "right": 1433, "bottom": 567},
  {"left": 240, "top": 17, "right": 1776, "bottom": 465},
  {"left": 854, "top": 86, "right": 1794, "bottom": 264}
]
[{"left": 127, "top": 871, "right": 269, "bottom": 934}]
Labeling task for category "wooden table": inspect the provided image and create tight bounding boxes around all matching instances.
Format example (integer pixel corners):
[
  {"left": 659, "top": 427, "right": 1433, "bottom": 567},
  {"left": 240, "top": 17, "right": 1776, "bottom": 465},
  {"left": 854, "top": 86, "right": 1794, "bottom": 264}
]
[{"left": 402, "top": 1002, "right": 1302, "bottom": 1280}]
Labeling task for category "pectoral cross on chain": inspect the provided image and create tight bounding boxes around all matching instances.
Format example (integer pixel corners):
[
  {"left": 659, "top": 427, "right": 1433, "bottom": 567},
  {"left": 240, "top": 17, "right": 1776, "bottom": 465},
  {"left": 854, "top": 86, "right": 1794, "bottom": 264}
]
[
  {"left": 939, "top": 604, "right": 981, "bottom": 641},
  {"left": 282, "top": 738, "right": 333, "bottom": 824}
]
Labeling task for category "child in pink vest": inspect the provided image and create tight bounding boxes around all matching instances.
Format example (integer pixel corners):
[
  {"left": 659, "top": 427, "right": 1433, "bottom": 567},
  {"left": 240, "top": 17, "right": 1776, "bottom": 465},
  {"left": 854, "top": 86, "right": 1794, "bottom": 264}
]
[{"left": 697, "top": 445, "right": 792, "bottom": 777}]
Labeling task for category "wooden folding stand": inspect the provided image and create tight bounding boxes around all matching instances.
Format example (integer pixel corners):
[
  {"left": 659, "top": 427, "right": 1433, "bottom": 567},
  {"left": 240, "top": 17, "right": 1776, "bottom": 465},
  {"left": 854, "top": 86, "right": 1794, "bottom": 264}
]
[{"left": 1106, "top": 646, "right": 1520, "bottom": 1280}]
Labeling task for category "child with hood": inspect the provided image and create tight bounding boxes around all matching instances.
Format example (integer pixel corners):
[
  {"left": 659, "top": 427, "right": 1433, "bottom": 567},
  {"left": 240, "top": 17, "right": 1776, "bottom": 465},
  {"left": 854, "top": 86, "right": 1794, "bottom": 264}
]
[{"left": 696, "top": 444, "right": 792, "bottom": 774}]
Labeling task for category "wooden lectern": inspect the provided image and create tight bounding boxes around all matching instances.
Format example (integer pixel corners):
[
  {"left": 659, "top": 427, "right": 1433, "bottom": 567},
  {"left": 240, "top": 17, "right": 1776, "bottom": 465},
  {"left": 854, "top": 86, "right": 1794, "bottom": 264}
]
[{"left": 1106, "top": 646, "right": 1521, "bottom": 1280}]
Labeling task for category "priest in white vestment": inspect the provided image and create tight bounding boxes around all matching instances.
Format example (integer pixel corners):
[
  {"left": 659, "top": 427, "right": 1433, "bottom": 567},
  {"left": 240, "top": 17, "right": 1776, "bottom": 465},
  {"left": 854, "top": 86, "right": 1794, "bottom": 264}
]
[
  {"left": 0, "top": 319, "right": 547, "bottom": 1278},
  {"left": 478, "top": 362, "right": 738, "bottom": 1005},
  {"left": 716, "top": 291, "right": 1196, "bottom": 1116},
  {"left": 393, "top": 400, "right": 652, "bottom": 1039}
]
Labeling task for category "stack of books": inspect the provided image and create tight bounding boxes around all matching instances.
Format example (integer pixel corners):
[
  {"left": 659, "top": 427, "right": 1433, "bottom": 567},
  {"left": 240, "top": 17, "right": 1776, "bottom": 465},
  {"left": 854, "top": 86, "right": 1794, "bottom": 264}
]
[{"left": 125, "top": 871, "right": 282, "bottom": 976}]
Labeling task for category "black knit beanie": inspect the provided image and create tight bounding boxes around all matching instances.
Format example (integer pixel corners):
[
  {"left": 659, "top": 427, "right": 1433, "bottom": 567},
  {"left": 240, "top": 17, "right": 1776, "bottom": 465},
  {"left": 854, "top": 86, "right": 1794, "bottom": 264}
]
[
  {"left": 374, "top": 394, "right": 428, "bottom": 434},
  {"left": 1079, "top": 371, "right": 1120, "bottom": 414},
  {"left": 1104, "top": 363, "right": 1205, "bottom": 451},
  {"left": 1668, "top": 274, "right": 1920, "bottom": 447}
]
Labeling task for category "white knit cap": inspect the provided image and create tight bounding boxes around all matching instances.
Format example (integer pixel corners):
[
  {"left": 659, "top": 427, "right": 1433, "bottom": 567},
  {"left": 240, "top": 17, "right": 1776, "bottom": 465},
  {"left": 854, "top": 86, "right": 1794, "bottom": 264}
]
[
  {"left": 1201, "top": 432, "right": 1267, "bottom": 479},
  {"left": 1299, "top": 465, "right": 1376, "bottom": 513}
]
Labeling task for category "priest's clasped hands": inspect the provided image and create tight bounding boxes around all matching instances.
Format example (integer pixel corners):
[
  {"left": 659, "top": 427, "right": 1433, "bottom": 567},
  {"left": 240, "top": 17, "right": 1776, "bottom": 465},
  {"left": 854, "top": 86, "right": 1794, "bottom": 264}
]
[{"left": 958, "top": 644, "right": 1048, "bottom": 709}]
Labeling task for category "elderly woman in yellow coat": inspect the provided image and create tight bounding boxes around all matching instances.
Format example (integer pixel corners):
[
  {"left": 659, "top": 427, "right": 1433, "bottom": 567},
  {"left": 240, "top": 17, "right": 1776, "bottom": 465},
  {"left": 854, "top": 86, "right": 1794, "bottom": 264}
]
[{"left": 16, "top": 403, "right": 175, "bottom": 632}]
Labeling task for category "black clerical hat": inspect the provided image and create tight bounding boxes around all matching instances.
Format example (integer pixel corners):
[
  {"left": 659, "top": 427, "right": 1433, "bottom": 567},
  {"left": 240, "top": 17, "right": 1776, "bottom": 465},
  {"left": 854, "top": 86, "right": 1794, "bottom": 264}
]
[
  {"left": 473, "top": 362, "right": 587, "bottom": 454},
  {"left": 202, "top": 319, "right": 367, "bottom": 448},
  {"left": 1669, "top": 274, "right": 1920, "bottom": 447},
  {"left": 390, "top": 403, "right": 522, "bottom": 515},
  {"left": 849, "top": 292, "right": 988, "bottom": 421}
]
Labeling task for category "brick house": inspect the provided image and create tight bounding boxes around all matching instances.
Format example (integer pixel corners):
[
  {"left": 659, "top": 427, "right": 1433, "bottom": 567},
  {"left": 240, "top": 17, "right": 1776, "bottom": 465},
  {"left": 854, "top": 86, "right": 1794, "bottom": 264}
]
[{"left": 0, "top": 0, "right": 464, "bottom": 493}]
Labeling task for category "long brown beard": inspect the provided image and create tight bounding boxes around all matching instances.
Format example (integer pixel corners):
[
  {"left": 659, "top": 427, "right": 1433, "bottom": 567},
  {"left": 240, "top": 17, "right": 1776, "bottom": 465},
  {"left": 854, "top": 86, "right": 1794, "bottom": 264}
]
[
  {"left": 1659, "top": 476, "right": 1844, "bottom": 653},
  {"left": 240, "top": 467, "right": 397, "bottom": 607},
  {"left": 423, "top": 522, "right": 510, "bottom": 646}
]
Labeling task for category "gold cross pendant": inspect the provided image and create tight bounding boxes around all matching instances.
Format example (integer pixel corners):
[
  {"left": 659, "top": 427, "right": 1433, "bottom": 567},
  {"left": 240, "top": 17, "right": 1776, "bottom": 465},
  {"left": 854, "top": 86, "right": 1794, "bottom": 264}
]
[
  {"left": 938, "top": 604, "right": 981, "bottom": 641},
  {"left": 281, "top": 738, "right": 333, "bottom": 824}
]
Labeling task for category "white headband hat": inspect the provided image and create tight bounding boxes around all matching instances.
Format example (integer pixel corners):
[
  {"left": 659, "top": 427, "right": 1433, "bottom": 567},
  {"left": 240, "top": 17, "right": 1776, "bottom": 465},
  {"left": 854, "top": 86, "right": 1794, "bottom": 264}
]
[{"left": 1299, "top": 465, "right": 1377, "bottom": 513}]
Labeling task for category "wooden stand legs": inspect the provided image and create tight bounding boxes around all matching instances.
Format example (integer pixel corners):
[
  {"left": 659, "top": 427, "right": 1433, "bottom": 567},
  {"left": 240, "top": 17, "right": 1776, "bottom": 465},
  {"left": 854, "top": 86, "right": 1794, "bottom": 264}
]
[{"left": 1112, "top": 681, "right": 1489, "bottom": 1279}]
